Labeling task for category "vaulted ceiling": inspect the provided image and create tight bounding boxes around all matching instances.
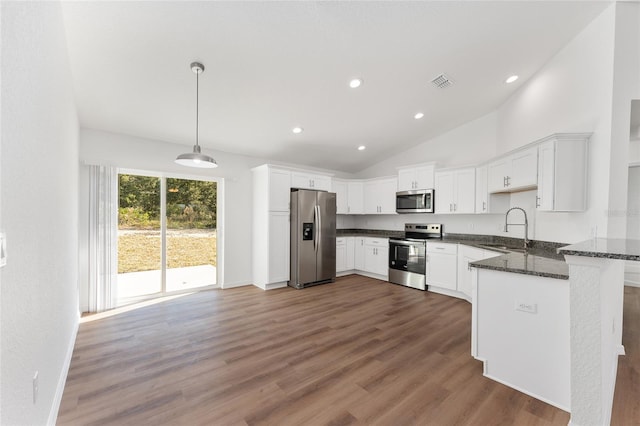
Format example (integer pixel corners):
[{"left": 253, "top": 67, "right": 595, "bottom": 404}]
[{"left": 61, "top": 1, "right": 609, "bottom": 172}]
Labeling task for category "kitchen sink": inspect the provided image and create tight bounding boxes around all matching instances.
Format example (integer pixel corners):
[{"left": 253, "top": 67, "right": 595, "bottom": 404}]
[{"left": 478, "top": 243, "right": 527, "bottom": 253}]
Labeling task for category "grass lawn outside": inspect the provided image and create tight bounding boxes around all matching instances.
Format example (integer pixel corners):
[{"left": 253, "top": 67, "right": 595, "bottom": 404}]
[{"left": 118, "top": 229, "right": 217, "bottom": 274}]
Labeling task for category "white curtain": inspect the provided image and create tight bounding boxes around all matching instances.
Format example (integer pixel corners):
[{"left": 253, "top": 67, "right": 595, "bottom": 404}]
[{"left": 88, "top": 165, "right": 118, "bottom": 312}]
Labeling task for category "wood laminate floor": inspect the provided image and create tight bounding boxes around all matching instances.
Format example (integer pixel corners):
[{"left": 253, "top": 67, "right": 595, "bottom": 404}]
[{"left": 58, "top": 276, "right": 640, "bottom": 425}]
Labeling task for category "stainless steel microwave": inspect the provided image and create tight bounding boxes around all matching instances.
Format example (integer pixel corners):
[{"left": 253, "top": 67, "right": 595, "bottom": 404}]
[{"left": 396, "top": 189, "right": 434, "bottom": 213}]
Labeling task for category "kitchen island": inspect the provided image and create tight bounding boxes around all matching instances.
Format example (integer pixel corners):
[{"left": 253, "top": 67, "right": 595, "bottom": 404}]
[{"left": 471, "top": 238, "right": 640, "bottom": 426}]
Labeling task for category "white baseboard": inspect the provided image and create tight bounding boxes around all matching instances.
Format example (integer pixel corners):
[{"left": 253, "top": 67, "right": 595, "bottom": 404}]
[
  {"left": 428, "top": 286, "right": 468, "bottom": 301},
  {"left": 264, "top": 281, "right": 288, "bottom": 290},
  {"left": 221, "top": 280, "right": 252, "bottom": 289},
  {"left": 48, "top": 313, "right": 79, "bottom": 425},
  {"left": 482, "top": 371, "right": 570, "bottom": 413}
]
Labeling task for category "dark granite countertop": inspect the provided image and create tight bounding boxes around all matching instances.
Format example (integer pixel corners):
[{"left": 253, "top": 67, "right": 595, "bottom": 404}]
[
  {"left": 558, "top": 238, "right": 640, "bottom": 261},
  {"left": 337, "top": 228, "right": 569, "bottom": 278},
  {"left": 470, "top": 252, "right": 569, "bottom": 280}
]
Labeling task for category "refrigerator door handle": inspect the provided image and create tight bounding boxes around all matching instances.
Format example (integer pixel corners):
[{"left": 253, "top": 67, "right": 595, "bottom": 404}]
[
  {"left": 315, "top": 204, "right": 321, "bottom": 252},
  {"left": 313, "top": 205, "right": 319, "bottom": 252}
]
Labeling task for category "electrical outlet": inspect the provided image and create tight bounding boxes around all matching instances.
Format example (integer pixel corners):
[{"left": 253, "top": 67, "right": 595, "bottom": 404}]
[
  {"left": 33, "top": 371, "right": 38, "bottom": 404},
  {"left": 515, "top": 301, "right": 537, "bottom": 314}
]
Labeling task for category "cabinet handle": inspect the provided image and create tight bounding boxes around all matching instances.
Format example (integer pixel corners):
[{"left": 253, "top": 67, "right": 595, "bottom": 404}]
[
  {"left": 482, "top": 201, "right": 486, "bottom": 211},
  {"left": 454, "top": 203, "right": 457, "bottom": 212},
  {"left": 506, "top": 176, "right": 511, "bottom": 187},
  {"left": 503, "top": 176, "right": 507, "bottom": 187},
  {"left": 536, "top": 196, "right": 540, "bottom": 207},
  {"left": 449, "top": 203, "right": 453, "bottom": 212}
]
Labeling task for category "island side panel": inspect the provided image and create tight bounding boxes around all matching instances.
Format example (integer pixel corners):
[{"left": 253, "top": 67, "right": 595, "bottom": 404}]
[{"left": 475, "top": 268, "right": 570, "bottom": 411}]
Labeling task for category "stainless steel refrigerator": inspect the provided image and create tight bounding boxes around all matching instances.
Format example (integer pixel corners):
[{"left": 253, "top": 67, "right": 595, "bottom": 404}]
[{"left": 289, "top": 189, "right": 336, "bottom": 289}]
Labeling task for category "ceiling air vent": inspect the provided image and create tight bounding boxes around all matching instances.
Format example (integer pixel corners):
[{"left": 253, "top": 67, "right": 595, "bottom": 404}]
[{"left": 431, "top": 74, "right": 454, "bottom": 89}]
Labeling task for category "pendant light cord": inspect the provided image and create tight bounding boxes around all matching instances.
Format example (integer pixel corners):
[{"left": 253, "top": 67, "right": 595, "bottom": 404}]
[{"left": 195, "top": 70, "right": 199, "bottom": 148}]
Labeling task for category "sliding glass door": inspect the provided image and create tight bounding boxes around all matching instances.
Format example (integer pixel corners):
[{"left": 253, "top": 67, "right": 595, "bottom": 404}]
[
  {"left": 117, "top": 173, "right": 217, "bottom": 304},
  {"left": 166, "top": 177, "right": 217, "bottom": 292}
]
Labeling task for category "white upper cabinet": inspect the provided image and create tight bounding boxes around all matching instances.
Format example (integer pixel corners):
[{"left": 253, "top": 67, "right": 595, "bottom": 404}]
[
  {"left": 537, "top": 134, "right": 589, "bottom": 212},
  {"left": 332, "top": 179, "right": 349, "bottom": 214},
  {"left": 347, "top": 181, "right": 364, "bottom": 214},
  {"left": 397, "top": 163, "right": 435, "bottom": 191},
  {"left": 364, "top": 177, "right": 398, "bottom": 214},
  {"left": 333, "top": 179, "right": 364, "bottom": 214},
  {"left": 434, "top": 168, "right": 475, "bottom": 214},
  {"left": 487, "top": 146, "right": 538, "bottom": 193},
  {"left": 291, "top": 171, "right": 331, "bottom": 191},
  {"left": 475, "top": 165, "right": 510, "bottom": 215},
  {"left": 269, "top": 168, "right": 292, "bottom": 212}
]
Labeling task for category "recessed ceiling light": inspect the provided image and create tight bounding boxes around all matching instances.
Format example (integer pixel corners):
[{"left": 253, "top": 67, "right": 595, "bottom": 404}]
[
  {"left": 358, "top": 145, "right": 366, "bottom": 151},
  {"left": 349, "top": 78, "right": 363, "bottom": 89},
  {"left": 414, "top": 112, "right": 425, "bottom": 120},
  {"left": 292, "top": 127, "right": 303, "bottom": 134},
  {"left": 506, "top": 75, "right": 519, "bottom": 84}
]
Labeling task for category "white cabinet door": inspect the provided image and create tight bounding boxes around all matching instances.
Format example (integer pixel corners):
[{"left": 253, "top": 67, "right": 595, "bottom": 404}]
[
  {"left": 427, "top": 243, "right": 457, "bottom": 290},
  {"left": 487, "top": 159, "right": 509, "bottom": 193},
  {"left": 291, "top": 172, "right": 331, "bottom": 191},
  {"left": 435, "top": 171, "right": 454, "bottom": 214},
  {"left": 536, "top": 135, "right": 588, "bottom": 212},
  {"left": 364, "top": 244, "right": 388, "bottom": 276},
  {"left": 398, "top": 168, "right": 416, "bottom": 191},
  {"left": 346, "top": 237, "right": 355, "bottom": 270},
  {"left": 363, "top": 178, "right": 397, "bottom": 214},
  {"left": 537, "top": 140, "right": 555, "bottom": 211},
  {"left": 435, "top": 169, "right": 474, "bottom": 214},
  {"left": 333, "top": 180, "right": 349, "bottom": 214},
  {"left": 457, "top": 245, "right": 486, "bottom": 298},
  {"left": 268, "top": 211, "right": 290, "bottom": 282},
  {"left": 488, "top": 148, "right": 538, "bottom": 193},
  {"left": 347, "top": 181, "right": 364, "bottom": 214},
  {"left": 354, "top": 237, "right": 365, "bottom": 270},
  {"left": 378, "top": 178, "right": 397, "bottom": 214},
  {"left": 475, "top": 166, "right": 488, "bottom": 213},
  {"left": 415, "top": 165, "right": 435, "bottom": 189},
  {"left": 509, "top": 147, "right": 538, "bottom": 190},
  {"left": 397, "top": 164, "right": 435, "bottom": 191},
  {"left": 269, "top": 168, "right": 291, "bottom": 211},
  {"left": 336, "top": 238, "right": 347, "bottom": 272},
  {"left": 455, "top": 168, "right": 476, "bottom": 214}
]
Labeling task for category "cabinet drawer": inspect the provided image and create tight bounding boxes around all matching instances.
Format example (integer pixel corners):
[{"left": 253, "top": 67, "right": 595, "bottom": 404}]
[
  {"left": 364, "top": 237, "right": 387, "bottom": 246},
  {"left": 427, "top": 242, "right": 457, "bottom": 255}
]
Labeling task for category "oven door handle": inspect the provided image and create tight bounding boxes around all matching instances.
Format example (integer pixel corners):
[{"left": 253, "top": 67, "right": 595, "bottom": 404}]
[{"left": 389, "top": 239, "right": 425, "bottom": 246}]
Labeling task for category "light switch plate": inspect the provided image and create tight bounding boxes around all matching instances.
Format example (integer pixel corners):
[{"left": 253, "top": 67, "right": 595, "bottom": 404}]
[{"left": 0, "top": 232, "right": 6, "bottom": 268}]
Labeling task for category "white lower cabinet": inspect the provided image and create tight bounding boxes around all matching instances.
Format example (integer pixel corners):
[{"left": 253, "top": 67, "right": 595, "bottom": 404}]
[
  {"left": 354, "top": 237, "right": 366, "bottom": 270},
  {"left": 338, "top": 236, "right": 388, "bottom": 279},
  {"left": 268, "top": 212, "right": 290, "bottom": 283},
  {"left": 336, "top": 237, "right": 356, "bottom": 273},
  {"left": 426, "top": 242, "right": 458, "bottom": 291},
  {"left": 457, "top": 245, "right": 500, "bottom": 300},
  {"left": 364, "top": 238, "right": 389, "bottom": 277},
  {"left": 336, "top": 238, "right": 347, "bottom": 272}
]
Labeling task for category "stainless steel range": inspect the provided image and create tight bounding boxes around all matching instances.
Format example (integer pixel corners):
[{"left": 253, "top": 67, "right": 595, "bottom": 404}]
[{"left": 388, "top": 223, "right": 443, "bottom": 290}]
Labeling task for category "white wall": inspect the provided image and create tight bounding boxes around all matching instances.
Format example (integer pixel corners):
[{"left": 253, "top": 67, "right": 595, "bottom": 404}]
[
  {"left": 356, "top": 111, "right": 498, "bottom": 179},
  {"left": 80, "top": 129, "right": 262, "bottom": 296},
  {"left": 350, "top": 4, "right": 635, "bottom": 245},
  {"left": 1, "top": 2, "right": 80, "bottom": 424},
  {"left": 496, "top": 4, "right": 617, "bottom": 243}
]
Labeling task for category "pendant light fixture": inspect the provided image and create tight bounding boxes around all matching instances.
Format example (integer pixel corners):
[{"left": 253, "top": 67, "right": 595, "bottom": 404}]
[{"left": 175, "top": 61, "right": 218, "bottom": 168}]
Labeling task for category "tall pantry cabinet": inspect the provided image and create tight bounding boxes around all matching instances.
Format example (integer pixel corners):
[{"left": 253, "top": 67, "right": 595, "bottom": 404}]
[{"left": 252, "top": 165, "right": 291, "bottom": 289}]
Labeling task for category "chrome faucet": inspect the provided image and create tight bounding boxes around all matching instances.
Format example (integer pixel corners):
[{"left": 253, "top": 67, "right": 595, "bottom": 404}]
[{"left": 504, "top": 207, "right": 529, "bottom": 249}]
